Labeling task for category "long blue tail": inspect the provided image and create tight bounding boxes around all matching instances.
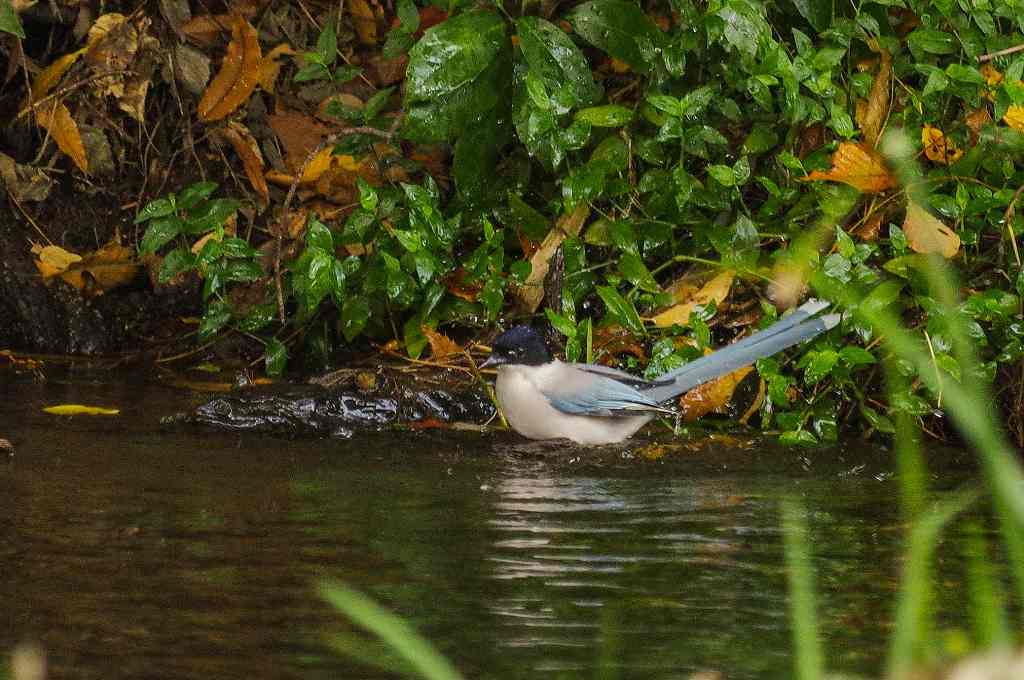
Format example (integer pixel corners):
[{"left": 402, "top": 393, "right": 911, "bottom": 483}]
[{"left": 643, "top": 300, "right": 840, "bottom": 403}]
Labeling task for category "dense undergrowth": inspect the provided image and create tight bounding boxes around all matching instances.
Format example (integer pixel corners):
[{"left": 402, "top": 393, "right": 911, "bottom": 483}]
[{"left": 5, "top": 0, "right": 1024, "bottom": 444}]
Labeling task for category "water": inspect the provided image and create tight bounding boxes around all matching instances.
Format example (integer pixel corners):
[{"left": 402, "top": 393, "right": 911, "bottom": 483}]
[{"left": 0, "top": 370, "right": 978, "bottom": 679}]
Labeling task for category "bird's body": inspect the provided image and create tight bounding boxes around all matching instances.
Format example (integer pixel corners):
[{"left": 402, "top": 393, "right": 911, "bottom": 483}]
[{"left": 482, "top": 300, "right": 841, "bottom": 445}]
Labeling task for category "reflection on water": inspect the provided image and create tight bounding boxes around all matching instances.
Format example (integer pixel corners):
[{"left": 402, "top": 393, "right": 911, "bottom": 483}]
[{"left": 0, "top": 373, "right": 974, "bottom": 679}]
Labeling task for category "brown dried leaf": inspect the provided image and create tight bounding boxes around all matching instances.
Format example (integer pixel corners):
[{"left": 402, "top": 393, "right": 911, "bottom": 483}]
[
  {"left": 421, "top": 326, "right": 462, "bottom": 360},
  {"left": 218, "top": 121, "right": 269, "bottom": 204},
  {"left": 181, "top": 14, "right": 230, "bottom": 47},
  {"left": 267, "top": 109, "right": 331, "bottom": 171},
  {"left": 513, "top": 202, "right": 589, "bottom": 312},
  {"left": 921, "top": 124, "right": 963, "bottom": 165},
  {"left": 33, "top": 244, "right": 82, "bottom": 279},
  {"left": 903, "top": 200, "right": 960, "bottom": 258},
  {"left": 853, "top": 209, "right": 885, "bottom": 242},
  {"left": 679, "top": 364, "right": 753, "bottom": 422},
  {"left": 60, "top": 239, "right": 139, "bottom": 296},
  {"left": 35, "top": 102, "right": 89, "bottom": 174},
  {"left": 256, "top": 43, "right": 295, "bottom": 93},
  {"left": 857, "top": 48, "right": 891, "bottom": 147},
  {"left": 349, "top": 0, "right": 380, "bottom": 45},
  {"left": 651, "top": 270, "right": 734, "bottom": 327},
  {"left": 802, "top": 142, "right": 895, "bottom": 194},
  {"left": 197, "top": 15, "right": 262, "bottom": 122},
  {"left": 965, "top": 107, "right": 991, "bottom": 144}
]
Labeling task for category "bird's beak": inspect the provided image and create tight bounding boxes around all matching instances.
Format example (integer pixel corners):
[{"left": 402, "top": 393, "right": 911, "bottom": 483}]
[{"left": 479, "top": 355, "right": 499, "bottom": 369}]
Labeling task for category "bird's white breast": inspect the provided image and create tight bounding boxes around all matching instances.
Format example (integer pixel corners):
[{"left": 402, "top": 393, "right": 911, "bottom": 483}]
[{"left": 495, "top": 363, "right": 652, "bottom": 445}]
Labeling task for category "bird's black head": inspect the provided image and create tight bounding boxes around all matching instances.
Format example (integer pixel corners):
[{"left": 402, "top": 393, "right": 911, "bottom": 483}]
[{"left": 481, "top": 326, "right": 551, "bottom": 368}]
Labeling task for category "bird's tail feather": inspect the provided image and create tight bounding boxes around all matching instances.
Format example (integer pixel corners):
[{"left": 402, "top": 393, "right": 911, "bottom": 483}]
[{"left": 644, "top": 300, "right": 839, "bottom": 404}]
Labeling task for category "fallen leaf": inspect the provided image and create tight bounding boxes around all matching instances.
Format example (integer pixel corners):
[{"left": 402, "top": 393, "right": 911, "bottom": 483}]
[
  {"left": 181, "top": 14, "right": 231, "bottom": 47},
  {"left": 513, "top": 202, "right": 589, "bottom": 312},
  {"left": 0, "top": 152, "right": 55, "bottom": 202},
  {"left": 348, "top": 0, "right": 379, "bottom": 45},
  {"left": 965, "top": 107, "right": 991, "bottom": 144},
  {"left": 217, "top": 122, "right": 269, "bottom": 203},
  {"left": 409, "top": 418, "right": 451, "bottom": 431},
  {"left": 35, "top": 101, "right": 89, "bottom": 174},
  {"left": 903, "top": 200, "right": 960, "bottom": 258},
  {"left": 33, "top": 244, "right": 82, "bottom": 279},
  {"left": 25, "top": 48, "right": 86, "bottom": 105},
  {"left": 853, "top": 209, "right": 885, "bottom": 241},
  {"left": 1005, "top": 105, "right": 1024, "bottom": 132},
  {"left": 197, "top": 15, "right": 262, "bottom": 122},
  {"left": 802, "top": 142, "right": 895, "bottom": 193},
  {"left": 256, "top": 43, "right": 295, "bottom": 93},
  {"left": 267, "top": 109, "right": 331, "bottom": 171},
  {"left": 921, "top": 124, "right": 963, "bottom": 165},
  {"left": 84, "top": 14, "right": 138, "bottom": 101},
  {"left": 421, "top": 327, "right": 462, "bottom": 360},
  {"left": 856, "top": 46, "right": 890, "bottom": 147},
  {"left": 679, "top": 365, "right": 753, "bottom": 422},
  {"left": 651, "top": 270, "right": 734, "bottom": 327},
  {"left": 980, "top": 63, "right": 1003, "bottom": 86},
  {"left": 43, "top": 404, "right": 121, "bottom": 416}
]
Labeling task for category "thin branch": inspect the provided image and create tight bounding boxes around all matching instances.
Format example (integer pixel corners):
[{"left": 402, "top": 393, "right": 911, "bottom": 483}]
[{"left": 978, "top": 43, "right": 1024, "bottom": 63}]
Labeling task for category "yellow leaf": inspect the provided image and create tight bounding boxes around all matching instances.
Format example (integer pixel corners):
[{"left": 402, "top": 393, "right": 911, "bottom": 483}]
[
  {"left": 679, "top": 365, "right": 753, "bottom": 422},
  {"left": 33, "top": 244, "right": 82, "bottom": 279},
  {"left": 197, "top": 15, "right": 262, "bottom": 122},
  {"left": 980, "top": 63, "right": 1003, "bottom": 86},
  {"left": 802, "top": 142, "right": 895, "bottom": 194},
  {"left": 257, "top": 43, "right": 295, "bottom": 93},
  {"left": 348, "top": 0, "right": 379, "bottom": 45},
  {"left": 921, "top": 124, "right": 962, "bottom": 165},
  {"left": 35, "top": 101, "right": 89, "bottom": 174},
  {"left": 1005, "top": 105, "right": 1024, "bottom": 132},
  {"left": 43, "top": 404, "right": 121, "bottom": 416},
  {"left": 651, "top": 270, "right": 734, "bottom": 327},
  {"left": 513, "top": 202, "right": 589, "bottom": 313},
  {"left": 903, "top": 200, "right": 960, "bottom": 258},
  {"left": 856, "top": 48, "right": 891, "bottom": 147},
  {"left": 25, "top": 48, "right": 87, "bottom": 106},
  {"left": 421, "top": 326, "right": 462, "bottom": 360}
]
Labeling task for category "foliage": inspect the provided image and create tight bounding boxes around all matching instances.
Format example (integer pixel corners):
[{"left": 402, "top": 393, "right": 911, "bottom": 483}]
[{"left": 128, "top": 0, "right": 1024, "bottom": 441}]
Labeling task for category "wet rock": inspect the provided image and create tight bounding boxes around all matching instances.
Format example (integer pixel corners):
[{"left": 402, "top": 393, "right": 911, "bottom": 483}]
[{"left": 177, "top": 369, "right": 496, "bottom": 437}]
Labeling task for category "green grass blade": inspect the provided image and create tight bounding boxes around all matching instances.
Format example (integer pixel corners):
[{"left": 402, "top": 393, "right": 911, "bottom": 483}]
[
  {"left": 320, "top": 581, "right": 465, "bottom": 680},
  {"left": 782, "top": 499, "right": 825, "bottom": 680},
  {"left": 965, "top": 522, "right": 1013, "bottom": 650}
]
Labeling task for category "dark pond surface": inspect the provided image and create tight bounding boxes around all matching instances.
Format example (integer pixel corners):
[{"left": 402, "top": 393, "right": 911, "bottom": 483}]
[{"left": 0, "top": 369, "right": 981, "bottom": 679}]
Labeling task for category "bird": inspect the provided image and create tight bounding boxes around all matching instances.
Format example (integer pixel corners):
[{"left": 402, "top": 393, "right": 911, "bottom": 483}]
[{"left": 479, "top": 300, "right": 840, "bottom": 445}]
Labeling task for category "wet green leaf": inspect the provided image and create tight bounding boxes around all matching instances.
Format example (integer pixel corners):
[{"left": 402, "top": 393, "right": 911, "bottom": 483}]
[
  {"left": 567, "top": 0, "right": 665, "bottom": 74},
  {"left": 158, "top": 247, "right": 196, "bottom": 283},
  {"left": 0, "top": 0, "right": 26, "bottom": 38},
  {"left": 135, "top": 197, "right": 176, "bottom": 223},
  {"left": 199, "top": 301, "right": 232, "bottom": 339},
  {"left": 264, "top": 338, "right": 288, "bottom": 376},
  {"left": 177, "top": 182, "right": 219, "bottom": 210},
  {"left": 307, "top": 218, "right": 334, "bottom": 253},
  {"left": 342, "top": 297, "right": 370, "bottom": 341},
  {"left": 804, "top": 349, "right": 839, "bottom": 384},
  {"left": 139, "top": 216, "right": 184, "bottom": 255},
  {"left": 516, "top": 16, "right": 601, "bottom": 109},
  {"left": 546, "top": 308, "right": 578, "bottom": 338},
  {"left": 619, "top": 253, "right": 659, "bottom": 292},
  {"left": 907, "top": 28, "right": 958, "bottom": 56},
  {"left": 575, "top": 105, "right": 633, "bottom": 127},
  {"left": 597, "top": 285, "right": 644, "bottom": 334},
  {"left": 185, "top": 198, "right": 240, "bottom": 234}
]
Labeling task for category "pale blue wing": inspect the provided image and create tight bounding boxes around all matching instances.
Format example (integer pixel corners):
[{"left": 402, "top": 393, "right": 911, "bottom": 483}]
[{"left": 541, "top": 371, "right": 674, "bottom": 418}]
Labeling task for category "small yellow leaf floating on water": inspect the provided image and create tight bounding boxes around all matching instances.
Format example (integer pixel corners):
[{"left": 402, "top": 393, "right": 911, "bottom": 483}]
[
  {"left": 921, "top": 124, "right": 963, "bottom": 165},
  {"left": 903, "top": 200, "right": 960, "bottom": 259},
  {"left": 43, "top": 404, "right": 121, "bottom": 416}
]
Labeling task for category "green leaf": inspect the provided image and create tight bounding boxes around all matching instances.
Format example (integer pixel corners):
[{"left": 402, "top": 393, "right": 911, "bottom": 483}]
[
  {"left": 791, "top": 0, "right": 832, "bottom": 32},
  {"left": 177, "top": 181, "right": 219, "bottom": 210},
  {"left": 403, "top": 315, "right": 429, "bottom": 359},
  {"left": 316, "top": 20, "right": 338, "bottom": 65},
  {"left": 717, "top": 0, "right": 770, "bottom": 61},
  {"left": 363, "top": 86, "right": 395, "bottom": 122},
  {"left": 907, "top": 28, "right": 957, "bottom": 56},
  {"left": 453, "top": 115, "right": 505, "bottom": 206},
  {"left": 567, "top": 0, "right": 665, "bottom": 74},
  {"left": 574, "top": 105, "right": 633, "bottom": 127},
  {"left": 860, "top": 404, "right": 895, "bottom": 433},
  {"left": 646, "top": 95, "right": 681, "bottom": 118},
  {"left": 619, "top": 253, "right": 659, "bottom": 292},
  {"left": 139, "top": 216, "right": 184, "bottom": 255},
  {"left": 779, "top": 429, "right": 818, "bottom": 446},
  {"left": 220, "top": 237, "right": 258, "bottom": 258},
  {"left": 158, "top": 247, "right": 196, "bottom": 283},
  {"left": 134, "top": 197, "right": 176, "bottom": 223},
  {"left": 307, "top": 218, "right": 335, "bottom": 252},
  {"left": 396, "top": 0, "right": 419, "bottom": 32},
  {"left": 264, "top": 338, "right": 288, "bottom": 376},
  {"left": 545, "top": 308, "right": 578, "bottom": 338},
  {"left": 707, "top": 164, "right": 736, "bottom": 186},
  {"left": 516, "top": 16, "right": 602, "bottom": 109},
  {"left": 199, "top": 301, "right": 232, "bottom": 339},
  {"left": 0, "top": 0, "right": 26, "bottom": 38},
  {"left": 295, "top": 61, "right": 330, "bottom": 83},
  {"left": 403, "top": 11, "right": 508, "bottom": 142},
  {"left": 840, "top": 345, "right": 876, "bottom": 366},
  {"left": 342, "top": 297, "right": 370, "bottom": 341},
  {"left": 223, "top": 259, "right": 263, "bottom": 283},
  {"left": 596, "top": 285, "right": 644, "bottom": 334},
  {"left": 804, "top": 349, "right": 838, "bottom": 384},
  {"left": 185, "top": 198, "right": 240, "bottom": 234}
]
